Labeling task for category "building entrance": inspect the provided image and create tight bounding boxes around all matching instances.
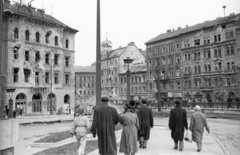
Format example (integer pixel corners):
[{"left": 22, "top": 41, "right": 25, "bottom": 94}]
[
  {"left": 32, "top": 93, "right": 42, "bottom": 112},
  {"left": 15, "top": 93, "right": 27, "bottom": 114}
]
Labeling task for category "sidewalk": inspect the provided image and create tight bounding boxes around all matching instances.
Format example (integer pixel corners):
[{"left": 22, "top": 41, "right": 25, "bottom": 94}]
[{"left": 88, "top": 119, "right": 227, "bottom": 155}]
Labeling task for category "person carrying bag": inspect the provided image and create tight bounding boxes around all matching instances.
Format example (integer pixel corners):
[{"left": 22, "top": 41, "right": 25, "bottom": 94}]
[{"left": 184, "top": 130, "right": 192, "bottom": 143}]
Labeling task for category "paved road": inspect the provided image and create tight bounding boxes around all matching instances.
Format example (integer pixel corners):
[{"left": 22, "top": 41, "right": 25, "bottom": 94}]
[{"left": 15, "top": 115, "right": 240, "bottom": 155}]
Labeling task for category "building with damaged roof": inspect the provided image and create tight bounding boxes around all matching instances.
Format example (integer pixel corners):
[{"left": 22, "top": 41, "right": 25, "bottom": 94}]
[
  {"left": 145, "top": 13, "right": 240, "bottom": 103},
  {"left": 1, "top": 0, "right": 78, "bottom": 114},
  {"left": 101, "top": 39, "right": 146, "bottom": 102}
]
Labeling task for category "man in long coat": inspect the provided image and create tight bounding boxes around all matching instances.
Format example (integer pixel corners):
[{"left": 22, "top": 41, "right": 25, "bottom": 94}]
[
  {"left": 91, "top": 97, "right": 120, "bottom": 155},
  {"left": 190, "top": 105, "right": 210, "bottom": 152},
  {"left": 169, "top": 100, "right": 188, "bottom": 151},
  {"left": 138, "top": 99, "right": 153, "bottom": 148}
]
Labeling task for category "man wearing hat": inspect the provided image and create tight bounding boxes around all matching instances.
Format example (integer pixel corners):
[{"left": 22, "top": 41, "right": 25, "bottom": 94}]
[
  {"left": 190, "top": 105, "right": 210, "bottom": 152},
  {"left": 168, "top": 100, "right": 188, "bottom": 151},
  {"left": 91, "top": 97, "right": 119, "bottom": 155},
  {"left": 138, "top": 99, "right": 153, "bottom": 149}
]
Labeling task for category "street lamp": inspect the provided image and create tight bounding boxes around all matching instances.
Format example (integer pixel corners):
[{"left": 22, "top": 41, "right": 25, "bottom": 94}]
[
  {"left": 6, "top": 87, "right": 16, "bottom": 118},
  {"left": 123, "top": 57, "right": 133, "bottom": 104},
  {"left": 155, "top": 57, "right": 161, "bottom": 111}
]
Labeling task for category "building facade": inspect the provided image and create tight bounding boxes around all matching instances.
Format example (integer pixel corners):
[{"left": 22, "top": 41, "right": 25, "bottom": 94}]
[
  {"left": 145, "top": 13, "right": 240, "bottom": 103},
  {"left": 75, "top": 66, "right": 96, "bottom": 106},
  {"left": 101, "top": 40, "right": 146, "bottom": 101},
  {"left": 1, "top": 1, "right": 78, "bottom": 114},
  {"left": 119, "top": 64, "right": 147, "bottom": 102}
]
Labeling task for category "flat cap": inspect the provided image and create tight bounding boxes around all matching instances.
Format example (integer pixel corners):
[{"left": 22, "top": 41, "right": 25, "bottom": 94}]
[
  {"left": 101, "top": 96, "right": 109, "bottom": 102},
  {"left": 142, "top": 99, "right": 147, "bottom": 104},
  {"left": 174, "top": 100, "right": 181, "bottom": 104}
]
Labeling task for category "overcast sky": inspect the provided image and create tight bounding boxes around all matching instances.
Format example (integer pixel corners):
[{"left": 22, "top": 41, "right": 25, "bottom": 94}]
[{"left": 22, "top": 0, "right": 240, "bottom": 66}]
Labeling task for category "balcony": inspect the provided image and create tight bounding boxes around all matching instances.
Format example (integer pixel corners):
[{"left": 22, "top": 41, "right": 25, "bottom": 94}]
[{"left": 183, "top": 73, "right": 192, "bottom": 77}]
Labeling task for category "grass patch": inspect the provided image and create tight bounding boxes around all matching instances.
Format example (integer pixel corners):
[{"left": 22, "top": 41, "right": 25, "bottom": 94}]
[
  {"left": 33, "top": 140, "right": 98, "bottom": 155},
  {"left": 35, "top": 123, "right": 122, "bottom": 143},
  {"left": 34, "top": 123, "right": 123, "bottom": 155}
]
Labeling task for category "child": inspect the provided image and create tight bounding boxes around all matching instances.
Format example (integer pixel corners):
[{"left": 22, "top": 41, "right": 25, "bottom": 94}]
[{"left": 70, "top": 107, "right": 91, "bottom": 155}]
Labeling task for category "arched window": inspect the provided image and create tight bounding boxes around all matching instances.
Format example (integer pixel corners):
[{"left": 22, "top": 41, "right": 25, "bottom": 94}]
[
  {"left": 227, "top": 62, "right": 230, "bottom": 70},
  {"left": 25, "top": 30, "right": 30, "bottom": 41},
  {"left": 204, "top": 64, "right": 207, "bottom": 72},
  {"left": 194, "top": 66, "right": 197, "bottom": 73},
  {"left": 55, "top": 36, "right": 58, "bottom": 46},
  {"left": 66, "top": 39, "right": 69, "bottom": 49},
  {"left": 208, "top": 64, "right": 211, "bottom": 72},
  {"left": 36, "top": 32, "right": 40, "bottom": 43},
  {"left": 231, "top": 62, "right": 235, "bottom": 70},
  {"left": 14, "top": 28, "right": 18, "bottom": 39}
]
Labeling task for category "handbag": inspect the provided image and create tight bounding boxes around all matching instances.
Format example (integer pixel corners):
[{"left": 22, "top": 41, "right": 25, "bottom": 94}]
[{"left": 184, "top": 130, "right": 192, "bottom": 143}]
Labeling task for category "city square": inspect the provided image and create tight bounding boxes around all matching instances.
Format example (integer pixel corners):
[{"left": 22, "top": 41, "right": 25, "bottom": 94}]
[{"left": 0, "top": 0, "right": 240, "bottom": 155}]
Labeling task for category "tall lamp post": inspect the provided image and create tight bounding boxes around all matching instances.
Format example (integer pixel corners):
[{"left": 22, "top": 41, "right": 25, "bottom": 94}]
[
  {"left": 6, "top": 88, "right": 16, "bottom": 118},
  {"left": 123, "top": 57, "right": 133, "bottom": 104},
  {"left": 155, "top": 57, "right": 161, "bottom": 111}
]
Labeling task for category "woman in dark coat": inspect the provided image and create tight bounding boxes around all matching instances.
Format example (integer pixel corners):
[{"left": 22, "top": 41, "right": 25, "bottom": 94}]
[
  {"left": 138, "top": 99, "right": 153, "bottom": 148},
  {"left": 168, "top": 100, "right": 188, "bottom": 151}
]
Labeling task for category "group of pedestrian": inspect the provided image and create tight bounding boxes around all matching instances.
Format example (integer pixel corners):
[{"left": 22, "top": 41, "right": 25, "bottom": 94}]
[
  {"left": 169, "top": 100, "right": 210, "bottom": 152},
  {"left": 71, "top": 97, "right": 211, "bottom": 155}
]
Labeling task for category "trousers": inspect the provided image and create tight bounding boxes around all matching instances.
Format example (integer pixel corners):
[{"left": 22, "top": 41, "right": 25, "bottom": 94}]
[{"left": 75, "top": 132, "right": 87, "bottom": 155}]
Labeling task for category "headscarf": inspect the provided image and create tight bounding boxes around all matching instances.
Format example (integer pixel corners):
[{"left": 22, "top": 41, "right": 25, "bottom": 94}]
[{"left": 195, "top": 105, "right": 201, "bottom": 111}]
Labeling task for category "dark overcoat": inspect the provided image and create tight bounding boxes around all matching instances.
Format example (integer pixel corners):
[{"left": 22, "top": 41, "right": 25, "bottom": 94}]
[
  {"left": 91, "top": 103, "right": 119, "bottom": 155},
  {"left": 168, "top": 104, "right": 188, "bottom": 141},
  {"left": 139, "top": 105, "right": 154, "bottom": 140}
]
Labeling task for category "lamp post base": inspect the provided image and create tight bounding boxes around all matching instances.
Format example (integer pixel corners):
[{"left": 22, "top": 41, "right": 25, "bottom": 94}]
[{"left": 0, "top": 147, "right": 14, "bottom": 155}]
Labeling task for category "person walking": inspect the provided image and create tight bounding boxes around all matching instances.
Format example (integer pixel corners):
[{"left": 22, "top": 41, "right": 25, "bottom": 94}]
[
  {"left": 168, "top": 100, "right": 188, "bottom": 151},
  {"left": 138, "top": 99, "right": 153, "bottom": 149},
  {"left": 227, "top": 95, "right": 233, "bottom": 108},
  {"left": 70, "top": 106, "right": 91, "bottom": 155},
  {"left": 91, "top": 97, "right": 120, "bottom": 155},
  {"left": 119, "top": 103, "right": 139, "bottom": 155},
  {"left": 190, "top": 105, "right": 210, "bottom": 152},
  {"left": 236, "top": 96, "right": 240, "bottom": 109}
]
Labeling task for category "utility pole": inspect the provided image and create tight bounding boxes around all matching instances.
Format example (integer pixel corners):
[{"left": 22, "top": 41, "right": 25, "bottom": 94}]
[
  {"left": 96, "top": 0, "right": 101, "bottom": 105},
  {"left": 155, "top": 57, "right": 161, "bottom": 111}
]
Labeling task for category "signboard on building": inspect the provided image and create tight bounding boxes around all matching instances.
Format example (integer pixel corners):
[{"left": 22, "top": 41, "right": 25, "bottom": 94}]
[{"left": 168, "top": 92, "right": 182, "bottom": 97}]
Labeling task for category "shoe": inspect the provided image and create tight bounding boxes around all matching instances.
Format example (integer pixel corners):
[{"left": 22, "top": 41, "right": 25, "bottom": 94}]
[
  {"left": 197, "top": 149, "right": 200, "bottom": 152},
  {"left": 143, "top": 146, "right": 146, "bottom": 149},
  {"left": 179, "top": 149, "right": 183, "bottom": 151},
  {"left": 174, "top": 146, "right": 178, "bottom": 150},
  {"left": 139, "top": 145, "right": 143, "bottom": 148}
]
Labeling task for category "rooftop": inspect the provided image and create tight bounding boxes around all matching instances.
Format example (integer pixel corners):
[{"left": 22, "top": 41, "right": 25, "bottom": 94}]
[
  {"left": 3, "top": 1, "right": 78, "bottom": 33},
  {"left": 145, "top": 13, "right": 240, "bottom": 45},
  {"left": 74, "top": 66, "right": 96, "bottom": 73}
]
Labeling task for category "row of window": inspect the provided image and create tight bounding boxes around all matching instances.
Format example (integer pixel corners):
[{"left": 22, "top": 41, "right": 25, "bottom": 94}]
[
  {"left": 184, "top": 77, "right": 235, "bottom": 88},
  {"left": 120, "top": 86, "right": 146, "bottom": 94},
  {"left": 13, "top": 49, "right": 70, "bottom": 67},
  {"left": 75, "top": 76, "right": 95, "bottom": 82},
  {"left": 13, "top": 68, "right": 70, "bottom": 85},
  {"left": 13, "top": 28, "right": 69, "bottom": 48},
  {"left": 147, "top": 30, "right": 234, "bottom": 57},
  {"left": 184, "top": 45, "right": 235, "bottom": 61},
  {"left": 78, "top": 90, "right": 94, "bottom": 95},
  {"left": 148, "top": 55, "right": 180, "bottom": 67},
  {"left": 120, "top": 76, "right": 146, "bottom": 84}
]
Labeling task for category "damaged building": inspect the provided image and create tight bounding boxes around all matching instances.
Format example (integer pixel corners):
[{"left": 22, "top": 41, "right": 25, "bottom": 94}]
[
  {"left": 1, "top": 0, "right": 78, "bottom": 114},
  {"left": 145, "top": 13, "right": 240, "bottom": 103}
]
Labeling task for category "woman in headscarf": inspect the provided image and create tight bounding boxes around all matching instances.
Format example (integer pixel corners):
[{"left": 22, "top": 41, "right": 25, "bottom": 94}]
[
  {"left": 70, "top": 106, "right": 91, "bottom": 155},
  {"left": 190, "top": 105, "right": 210, "bottom": 152},
  {"left": 119, "top": 103, "right": 139, "bottom": 155}
]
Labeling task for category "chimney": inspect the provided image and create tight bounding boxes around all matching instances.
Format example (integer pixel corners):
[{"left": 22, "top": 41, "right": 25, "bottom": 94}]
[
  {"left": 128, "top": 42, "right": 134, "bottom": 45},
  {"left": 178, "top": 27, "right": 181, "bottom": 30},
  {"left": 167, "top": 29, "right": 171, "bottom": 33},
  {"left": 186, "top": 25, "right": 188, "bottom": 28},
  {"left": 172, "top": 29, "right": 175, "bottom": 31},
  {"left": 4, "top": 0, "right": 10, "bottom": 4},
  {"left": 37, "top": 9, "right": 45, "bottom": 14}
]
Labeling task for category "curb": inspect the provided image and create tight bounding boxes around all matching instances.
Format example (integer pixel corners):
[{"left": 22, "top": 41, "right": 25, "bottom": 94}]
[{"left": 211, "top": 133, "right": 230, "bottom": 155}]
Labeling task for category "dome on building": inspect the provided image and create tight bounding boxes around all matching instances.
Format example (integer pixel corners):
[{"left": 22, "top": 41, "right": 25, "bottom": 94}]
[{"left": 102, "top": 38, "right": 112, "bottom": 47}]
